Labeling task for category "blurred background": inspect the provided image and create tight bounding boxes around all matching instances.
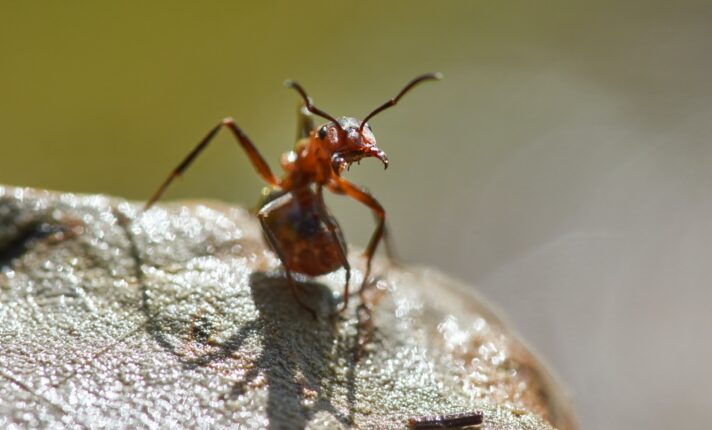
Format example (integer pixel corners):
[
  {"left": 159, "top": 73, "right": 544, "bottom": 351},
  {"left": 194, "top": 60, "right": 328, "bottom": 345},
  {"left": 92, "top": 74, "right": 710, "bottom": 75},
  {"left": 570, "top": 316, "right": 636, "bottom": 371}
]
[{"left": 2, "top": 1, "right": 711, "bottom": 428}]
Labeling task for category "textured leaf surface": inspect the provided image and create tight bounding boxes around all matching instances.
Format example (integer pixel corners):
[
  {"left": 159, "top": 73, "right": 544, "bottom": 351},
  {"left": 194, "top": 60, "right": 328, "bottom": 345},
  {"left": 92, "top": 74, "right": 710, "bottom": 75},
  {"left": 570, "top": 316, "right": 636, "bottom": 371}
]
[{"left": 0, "top": 185, "right": 576, "bottom": 429}]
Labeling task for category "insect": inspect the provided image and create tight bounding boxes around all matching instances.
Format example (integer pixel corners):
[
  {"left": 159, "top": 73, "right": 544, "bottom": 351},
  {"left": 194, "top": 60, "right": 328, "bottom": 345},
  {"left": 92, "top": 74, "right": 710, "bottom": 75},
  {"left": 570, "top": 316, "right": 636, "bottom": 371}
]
[
  {"left": 407, "top": 411, "right": 484, "bottom": 429},
  {"left": 144, "top": 73, "right": 441, "bottom": 316}
]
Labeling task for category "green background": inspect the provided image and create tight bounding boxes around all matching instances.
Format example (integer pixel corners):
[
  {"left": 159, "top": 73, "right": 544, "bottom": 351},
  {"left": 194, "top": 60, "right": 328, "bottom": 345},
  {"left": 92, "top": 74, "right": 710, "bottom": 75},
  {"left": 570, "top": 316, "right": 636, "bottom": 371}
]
[{"left": 2, "top": 2, "right": 712, "bottom": 429}]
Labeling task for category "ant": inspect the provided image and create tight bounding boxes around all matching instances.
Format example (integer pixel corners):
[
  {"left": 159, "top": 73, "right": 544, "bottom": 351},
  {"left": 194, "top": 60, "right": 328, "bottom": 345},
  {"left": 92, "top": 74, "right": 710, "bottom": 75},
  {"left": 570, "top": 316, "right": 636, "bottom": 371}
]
[{"left": 144, "top": 73, "right": 441, "bottom": 317}]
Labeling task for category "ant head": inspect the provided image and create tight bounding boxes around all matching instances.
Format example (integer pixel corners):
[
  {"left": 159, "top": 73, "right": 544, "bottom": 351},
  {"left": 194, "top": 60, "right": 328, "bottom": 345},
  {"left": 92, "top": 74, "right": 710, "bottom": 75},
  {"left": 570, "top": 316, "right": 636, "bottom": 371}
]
[
  {"left": 316, "top": 117, "right": 387, "bottom": 174},
  {"left": 285, "top": 73, "right": 441, "bottom": 175}
]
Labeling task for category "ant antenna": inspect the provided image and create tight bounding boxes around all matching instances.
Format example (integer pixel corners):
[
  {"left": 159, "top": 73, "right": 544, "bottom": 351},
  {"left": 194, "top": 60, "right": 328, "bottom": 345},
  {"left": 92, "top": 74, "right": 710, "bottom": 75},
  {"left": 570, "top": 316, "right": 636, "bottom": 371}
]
[
  {"left": 285, "top": 80, "right": 345, "bottom": 132},
  {"left": 359, "top": 72, "right": 443, "bottom": 133}
]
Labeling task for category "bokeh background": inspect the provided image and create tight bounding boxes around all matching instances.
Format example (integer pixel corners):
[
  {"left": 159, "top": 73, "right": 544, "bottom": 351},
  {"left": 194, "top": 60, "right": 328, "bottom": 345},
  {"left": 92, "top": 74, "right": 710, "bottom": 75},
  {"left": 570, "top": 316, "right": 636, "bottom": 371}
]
[{"left": 2, "top": 1, "right": 712, "bottom": 428}]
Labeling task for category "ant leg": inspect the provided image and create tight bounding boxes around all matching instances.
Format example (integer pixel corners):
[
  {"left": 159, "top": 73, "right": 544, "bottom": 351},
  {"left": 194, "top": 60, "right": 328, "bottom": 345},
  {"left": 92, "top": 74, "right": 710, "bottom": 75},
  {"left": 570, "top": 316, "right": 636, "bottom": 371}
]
[
  {"left": 257, "top": 207, "right": 317, "bottom": 319},
  {"left": 295, "top": 103, "right": 315, "bottom": 141},
  {"left": 284, "top": 268, "right": 318, "bottom": 320},
  {"left": 145, "top": 118, "right": 279, "bottom": 210},
  {"left": 328, "top": 179, "right": 396, "bottom": 266},
  {"left": 315, "top": 186, "right": 351, "bottom": 315},
  {"left": 327, "top": 177, "right": 385, "bottom": 297},
  {"left": 327, "top": 179, "right": 387, "bottom": 359},
  {"left": 381, "top": 221, "right": 401, "bottom": 266}
]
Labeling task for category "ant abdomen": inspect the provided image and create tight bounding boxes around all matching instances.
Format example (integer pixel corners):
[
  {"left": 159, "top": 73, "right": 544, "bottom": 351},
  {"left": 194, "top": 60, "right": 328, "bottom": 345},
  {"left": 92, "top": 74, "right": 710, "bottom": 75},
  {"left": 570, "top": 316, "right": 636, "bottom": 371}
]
[{"left": 258, "top": 187, "right": 347, "bottom": 277}]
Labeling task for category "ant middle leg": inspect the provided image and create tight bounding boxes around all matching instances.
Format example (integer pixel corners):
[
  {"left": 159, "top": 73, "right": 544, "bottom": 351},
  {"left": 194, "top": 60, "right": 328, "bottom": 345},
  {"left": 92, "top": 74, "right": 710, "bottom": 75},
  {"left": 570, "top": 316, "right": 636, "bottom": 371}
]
[
  {"left": 315, "top": 185, "right": 351, "bottom": 315},
  {"left": 284, "top": 268, "right": 318, "bottom": 320}
]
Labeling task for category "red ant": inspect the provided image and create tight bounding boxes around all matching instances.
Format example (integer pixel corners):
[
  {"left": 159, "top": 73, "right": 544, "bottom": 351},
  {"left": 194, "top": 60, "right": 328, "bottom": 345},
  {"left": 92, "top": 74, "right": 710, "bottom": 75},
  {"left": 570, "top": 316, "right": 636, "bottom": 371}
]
[{"left": 144, "top": 73, "right": 441, "bottom": 317}]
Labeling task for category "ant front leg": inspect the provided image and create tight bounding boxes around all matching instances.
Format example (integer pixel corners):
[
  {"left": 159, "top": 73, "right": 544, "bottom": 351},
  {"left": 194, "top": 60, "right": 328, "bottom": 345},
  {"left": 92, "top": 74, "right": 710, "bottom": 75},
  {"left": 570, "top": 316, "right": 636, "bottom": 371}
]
[
  {"left": 328, "top": 178, "right": 387, "bottom": 358},
  {"left": 327, "top": 177, "right": 385, "bottom": 299},
  {"left": 145, "top": 118, "right": 279, "bottom": 210}
]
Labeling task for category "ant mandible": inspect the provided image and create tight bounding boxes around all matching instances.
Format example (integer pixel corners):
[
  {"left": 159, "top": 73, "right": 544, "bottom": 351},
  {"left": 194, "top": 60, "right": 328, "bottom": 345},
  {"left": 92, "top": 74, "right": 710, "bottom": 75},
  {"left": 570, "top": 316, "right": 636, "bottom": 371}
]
[{"left": 144, "top": 73, "right": 441, "bottom": 317}]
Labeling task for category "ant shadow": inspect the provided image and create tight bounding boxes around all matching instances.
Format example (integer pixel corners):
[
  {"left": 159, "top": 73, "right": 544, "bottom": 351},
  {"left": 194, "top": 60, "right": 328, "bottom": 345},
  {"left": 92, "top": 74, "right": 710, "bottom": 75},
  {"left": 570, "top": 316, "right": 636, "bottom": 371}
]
[
  {"left": 137, "top": 268, "right": 359, "bottom": 428},
  {"left": 117, "top": 211, "right": 361, "bottom": 428},
  {"left": 181, "top": 273, "right": 355, "bottom": 428}
]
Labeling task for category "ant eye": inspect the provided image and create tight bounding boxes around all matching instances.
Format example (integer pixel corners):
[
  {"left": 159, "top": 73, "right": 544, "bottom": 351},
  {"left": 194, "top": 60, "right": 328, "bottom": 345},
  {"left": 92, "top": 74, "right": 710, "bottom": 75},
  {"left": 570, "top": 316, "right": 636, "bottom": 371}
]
[{"left": 318, "top": 126, "right": 327, "bottom": 140}]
